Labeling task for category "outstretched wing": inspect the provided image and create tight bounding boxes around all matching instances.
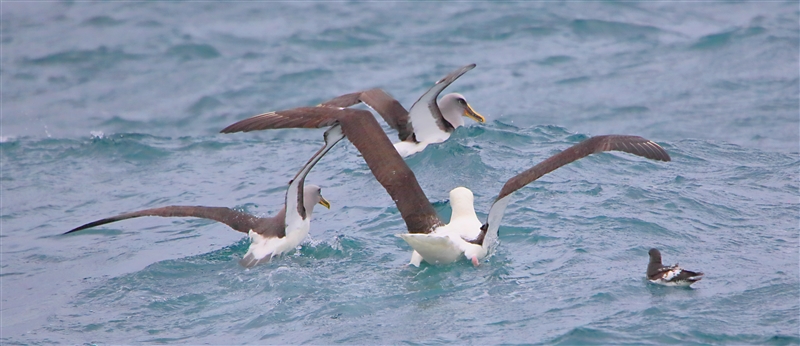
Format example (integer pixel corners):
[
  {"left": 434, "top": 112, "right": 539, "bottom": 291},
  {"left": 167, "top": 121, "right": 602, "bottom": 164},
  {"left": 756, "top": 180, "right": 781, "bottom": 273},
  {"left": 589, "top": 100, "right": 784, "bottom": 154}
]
[
  {"left": 335, "top": 110, "right": 444, "bottom": 233},
  {"left": 222, "top": 106, "right": 444, "bottom": 234},
  {"left": 220, "top": 107, "right": 339, "bottom": 133},
  {"left": 498, "top": 135, "right": 670, "bottom": 201},
  {"left": 222, "top": 64, "right": 474, "bottom": 142},
  {"left": 318, "top": 91, "right": 364, "bottom": 108},
  {"left": 406, "top": 64, "right": 476, "bottom": 142},
  {"left": 284, "top": 125, "right": 345, "bottom": 233},
  {"left": 321, "top": 89, "right": 413, "bottom": 141},
  {"left": 480, "top": 135, "right": 671, "bottom": 248},
  {"left": 64, "top": 206, "right": 264, "bottom": 235}
]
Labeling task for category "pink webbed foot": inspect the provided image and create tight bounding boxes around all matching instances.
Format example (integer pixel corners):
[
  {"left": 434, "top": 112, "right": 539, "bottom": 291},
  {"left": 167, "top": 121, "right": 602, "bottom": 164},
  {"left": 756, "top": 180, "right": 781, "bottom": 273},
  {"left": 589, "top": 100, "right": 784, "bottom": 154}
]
[{"left": 471, "top": 256, "right": 480, "bottom": 267}]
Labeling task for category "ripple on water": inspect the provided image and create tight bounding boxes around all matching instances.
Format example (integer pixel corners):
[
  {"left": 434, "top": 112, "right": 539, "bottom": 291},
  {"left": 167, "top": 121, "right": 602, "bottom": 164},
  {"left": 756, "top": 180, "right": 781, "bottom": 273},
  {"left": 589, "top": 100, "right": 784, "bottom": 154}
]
[{"left": 1, "top": 1, "right": 797, "bottom": 344}]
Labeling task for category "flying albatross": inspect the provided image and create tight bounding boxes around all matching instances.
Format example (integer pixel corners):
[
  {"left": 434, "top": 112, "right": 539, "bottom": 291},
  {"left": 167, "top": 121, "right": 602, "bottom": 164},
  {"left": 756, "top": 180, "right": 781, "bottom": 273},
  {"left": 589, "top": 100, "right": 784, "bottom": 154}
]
[
  {"left": 63, "top": 126, "right": 343, "bottom": 268},
  {"left": 223, "top": 64, "right": 485, "bottom": 157},
  {"left": 221, "top": 107, "right": 671, "bottom": 266},
  {"left": 647, "top": 248, "right": 704, "bottom": 286}
]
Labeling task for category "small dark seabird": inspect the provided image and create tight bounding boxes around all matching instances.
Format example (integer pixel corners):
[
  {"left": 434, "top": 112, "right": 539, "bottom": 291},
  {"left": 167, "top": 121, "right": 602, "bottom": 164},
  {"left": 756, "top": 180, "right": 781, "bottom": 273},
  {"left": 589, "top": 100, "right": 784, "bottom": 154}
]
[
  {"left": 222, "top": 105, "right": 671, "bottom": 266},
  {"left": 227, "top": 64, "right": 485, "bottom": 157},
  {"left": 64, "top": 127, "right": 343, "bottom": 268},
  {"left": 647, "top": 248, "right": 704, "bottom": 286}
]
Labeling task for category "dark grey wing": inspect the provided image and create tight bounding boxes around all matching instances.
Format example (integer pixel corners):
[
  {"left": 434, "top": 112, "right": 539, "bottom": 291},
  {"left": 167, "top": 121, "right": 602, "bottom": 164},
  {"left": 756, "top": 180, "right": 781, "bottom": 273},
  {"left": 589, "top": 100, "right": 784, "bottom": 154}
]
[
  {"left": 64, "top": 206, "right": 264, "bottom": 235},
  {"left": 407, "top": 64, "right": 475, "bottom": 141},
  {"left": 335, "top": 109, "right": 444, "bottom": 233},
  {"left": 673, "top": 268, "right": 704, "bottom": 282},
  {"left": 648, "top": 264, "right": 703, "bottom": 283},
  {"left": 647, "top": 264, "right": 674, "bottom": 280},
  {"left": 496, "top": 135, "right": 670, "bottom": 201},
  {"left": 647, "top": 248, "right": 665, "bottom": 277},
  {"left": 220, "top": 107, "right": 340, "bottom": 133},
  {"left": 319, "top": 89, "right": 413, "bottom": 142},
  {"left": 285, "top": 125, "right": 345, "bottom": 228},
  {"left": 318, "top": 91, "right": 364, "bottom": 108},
  {"left": 252, "top": 208, "right": 287, "bottom": 238},
  {"left": 359, "top": 89, "right": 413, "bottom": 141},
  {"left": 222, "top": 106, "right": 443, "bottom": 234},
  {"left": 647, "top": 262, "right": 665, "bottom": 278},
  {"left": 480, "top": 135, "right": 671, "bottom": 248}
]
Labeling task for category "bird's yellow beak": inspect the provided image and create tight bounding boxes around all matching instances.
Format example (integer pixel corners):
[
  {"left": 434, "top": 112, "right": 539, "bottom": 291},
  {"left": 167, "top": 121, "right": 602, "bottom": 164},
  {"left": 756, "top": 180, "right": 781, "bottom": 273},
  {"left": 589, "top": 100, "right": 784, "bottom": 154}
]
[
  {"left": 318, "top": 196, "right": 331, "bottom": 209},
  {"left": 463, "top": 103, "right": 485, "bottom": 123}
]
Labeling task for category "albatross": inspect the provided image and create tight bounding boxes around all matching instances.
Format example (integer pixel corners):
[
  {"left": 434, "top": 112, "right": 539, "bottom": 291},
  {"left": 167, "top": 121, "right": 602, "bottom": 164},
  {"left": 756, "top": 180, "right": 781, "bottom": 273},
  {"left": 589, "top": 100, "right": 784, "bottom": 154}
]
[
  {"left": 647, "top": 248, "right": 704, "bottom": 287},
  {"left": 221, "top": 107, "right": 671, "bottom": 266},
  {"left": 223, "top": 64, "right": 485, "bottom": 157},
  {"left": 63, "top": 126, "right": 343, "bottom": 267}
]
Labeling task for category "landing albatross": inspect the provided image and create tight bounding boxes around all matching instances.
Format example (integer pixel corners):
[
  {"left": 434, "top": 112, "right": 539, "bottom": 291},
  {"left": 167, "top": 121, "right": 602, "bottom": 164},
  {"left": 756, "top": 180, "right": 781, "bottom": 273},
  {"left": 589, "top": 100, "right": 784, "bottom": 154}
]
[
  {"left": 222, "top": 108, "right": 671, "bottom": 266},
  {"left": 222, "top": 64, "right": 485, "bottom": 157},
  {"left": 64, "top": 126, "right": 343, "bottom": 268}
]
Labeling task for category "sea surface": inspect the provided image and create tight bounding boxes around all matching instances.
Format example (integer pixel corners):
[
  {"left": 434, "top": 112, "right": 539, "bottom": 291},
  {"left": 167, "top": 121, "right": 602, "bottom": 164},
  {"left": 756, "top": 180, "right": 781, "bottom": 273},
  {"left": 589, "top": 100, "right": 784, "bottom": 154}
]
[{"left": 2, "top": 1, "right": 798, "bottom": 344}]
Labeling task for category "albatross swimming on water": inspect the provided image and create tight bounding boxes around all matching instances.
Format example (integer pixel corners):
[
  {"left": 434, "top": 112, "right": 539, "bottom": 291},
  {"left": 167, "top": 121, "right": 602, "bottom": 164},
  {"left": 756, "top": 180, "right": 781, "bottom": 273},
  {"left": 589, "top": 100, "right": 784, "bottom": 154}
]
[
  {"left": 223, "top": 64, "right": 485, "bottom": 157},
  {"left": 647, "top": 248, "right": 704, "bottom": 287},
  {"left": 64, "top": 126, "right": 343, "bottom": 268},
  {"left": 221, "top": 107, "right": 671, "bottom": 267}
]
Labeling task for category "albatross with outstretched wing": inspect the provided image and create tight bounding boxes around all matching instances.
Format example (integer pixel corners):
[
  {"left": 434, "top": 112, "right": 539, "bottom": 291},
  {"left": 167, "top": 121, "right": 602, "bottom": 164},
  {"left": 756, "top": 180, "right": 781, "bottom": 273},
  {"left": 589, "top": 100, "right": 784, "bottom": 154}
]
[
  {"left": 224, "top": 64, "right": 485, "bottom": 157},
  {"left": 222, "top": 107, "right": 671, "bottom": 266},
  {"left": 64, "top": 126, "right": 343, "bottom": 267}
]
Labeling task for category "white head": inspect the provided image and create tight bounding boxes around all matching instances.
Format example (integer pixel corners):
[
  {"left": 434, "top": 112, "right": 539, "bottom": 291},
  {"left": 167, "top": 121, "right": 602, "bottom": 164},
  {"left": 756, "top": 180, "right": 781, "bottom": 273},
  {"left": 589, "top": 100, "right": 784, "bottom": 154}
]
[
  {"left": 449, "top": 186, "right": 476, "bottom": 217},
  {"left": 438, "top": 93, "right": 485, "bottom": 129},
  {"left": 302, "top": 184, "right": 330, "bottom": 218}
]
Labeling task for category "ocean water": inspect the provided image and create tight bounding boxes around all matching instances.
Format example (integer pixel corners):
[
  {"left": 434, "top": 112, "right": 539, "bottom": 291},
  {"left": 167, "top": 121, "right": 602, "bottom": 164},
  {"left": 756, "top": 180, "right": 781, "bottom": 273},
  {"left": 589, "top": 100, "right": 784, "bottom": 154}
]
[{"left": 2, "top": 1, "right": 798, "bottom": 344}]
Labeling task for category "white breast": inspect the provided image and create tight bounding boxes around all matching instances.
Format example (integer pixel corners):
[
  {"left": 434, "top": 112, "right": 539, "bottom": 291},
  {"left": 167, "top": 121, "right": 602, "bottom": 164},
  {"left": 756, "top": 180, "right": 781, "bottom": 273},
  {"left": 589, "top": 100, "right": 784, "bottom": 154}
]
[{"left": 243, "top": 219, "right": 311, "bottom": 263}]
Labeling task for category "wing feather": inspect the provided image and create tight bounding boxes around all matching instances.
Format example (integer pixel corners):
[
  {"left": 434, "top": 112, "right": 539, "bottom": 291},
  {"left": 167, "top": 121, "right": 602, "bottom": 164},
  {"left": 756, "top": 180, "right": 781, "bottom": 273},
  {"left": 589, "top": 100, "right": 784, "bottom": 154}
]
[
  {"left": 64, "top": 206, "right": 265, "bottom": 235},
  {"left": 406, "top": 64, "right": 475, "bottom": 142},
  {"left": 480, "top": 135, "right": 670, "bottom": 248},
  {"left": 322, "top": 89, "right": 413, "bottom": 141},
  {"left": 497, "top": 135, "right": 670, "bottom": 201},
  {"left": 319, "top": 91, "right": 364, "bottom": 108},
  {"left": 336, "top": 110, "right": 443, "bottom": 233},
  {"left": 358, "top": 89, "right": 413, "bottom": 141},
  {"left": 220, "top": 107, "right": 339, "bottom": 133}
]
